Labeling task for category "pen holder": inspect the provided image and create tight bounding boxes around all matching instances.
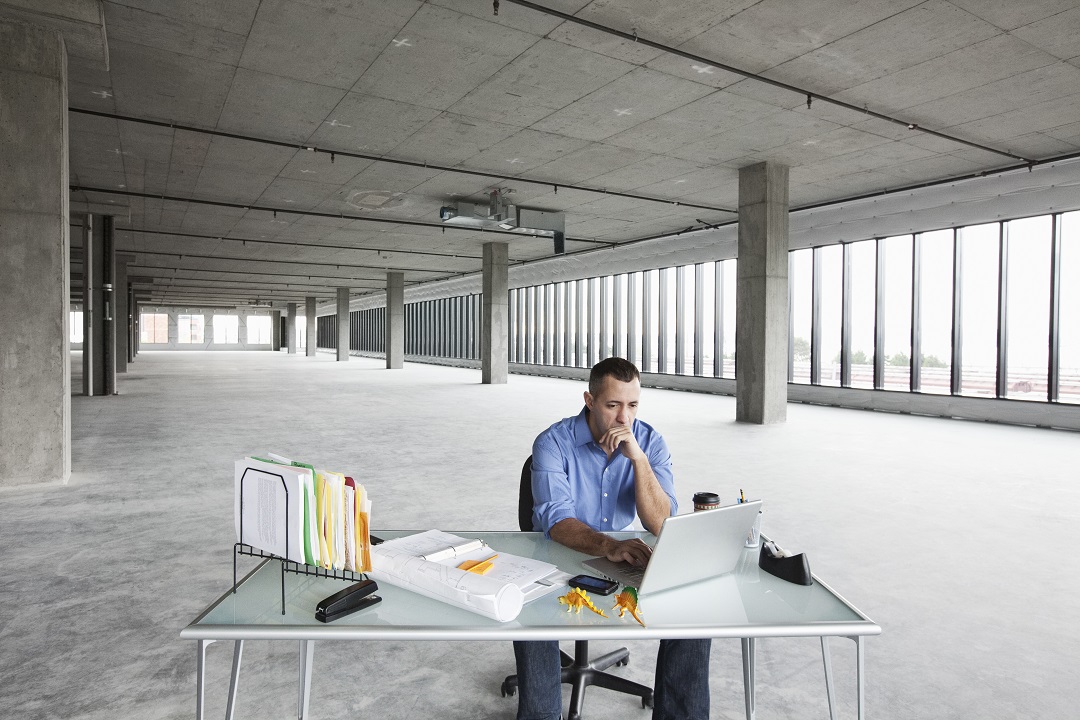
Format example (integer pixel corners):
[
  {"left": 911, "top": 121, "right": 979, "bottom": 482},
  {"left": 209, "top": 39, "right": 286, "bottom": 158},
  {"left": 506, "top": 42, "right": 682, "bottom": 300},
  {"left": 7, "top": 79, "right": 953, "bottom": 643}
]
[{"left": 758, "top": 545, "right": 812, "bottom": 586}]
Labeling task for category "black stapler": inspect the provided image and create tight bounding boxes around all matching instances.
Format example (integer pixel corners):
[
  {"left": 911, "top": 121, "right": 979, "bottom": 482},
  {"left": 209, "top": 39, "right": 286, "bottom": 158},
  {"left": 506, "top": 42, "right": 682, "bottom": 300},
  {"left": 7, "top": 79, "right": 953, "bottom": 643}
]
[{"left": 315, "top": 579, "right": 381, "bottom": 623}]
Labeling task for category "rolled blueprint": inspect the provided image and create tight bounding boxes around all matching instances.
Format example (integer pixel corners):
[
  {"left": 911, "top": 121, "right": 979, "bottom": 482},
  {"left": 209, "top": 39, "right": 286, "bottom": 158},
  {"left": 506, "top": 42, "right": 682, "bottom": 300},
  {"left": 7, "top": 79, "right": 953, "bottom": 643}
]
[{"left": 370, "top": 537, "right": 525, "bottom": 622}]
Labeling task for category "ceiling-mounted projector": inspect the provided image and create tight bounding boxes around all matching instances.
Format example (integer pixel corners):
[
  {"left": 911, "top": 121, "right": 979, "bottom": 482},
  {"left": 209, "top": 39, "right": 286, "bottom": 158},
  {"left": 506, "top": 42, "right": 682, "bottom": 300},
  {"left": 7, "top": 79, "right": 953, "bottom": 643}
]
[{"left": 440, "top": 189, "right": 567, "bottom": 253}]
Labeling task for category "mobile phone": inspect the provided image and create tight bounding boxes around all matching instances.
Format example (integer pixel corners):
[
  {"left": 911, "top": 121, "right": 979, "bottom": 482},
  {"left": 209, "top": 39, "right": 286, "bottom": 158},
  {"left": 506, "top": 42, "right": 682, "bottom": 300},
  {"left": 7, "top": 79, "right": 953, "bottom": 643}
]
[{"left": 568, "top": 574, "right": 619, "bottom": 596}]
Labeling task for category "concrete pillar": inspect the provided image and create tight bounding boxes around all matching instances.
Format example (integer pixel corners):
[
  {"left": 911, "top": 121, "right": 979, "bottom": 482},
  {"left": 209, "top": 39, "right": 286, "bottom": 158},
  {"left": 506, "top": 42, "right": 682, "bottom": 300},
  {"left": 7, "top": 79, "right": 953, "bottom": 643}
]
[
  {"left": 736, "top": 162, "right": 790, "bottom": 424},
  {"left": 81, "top": 217, "right": 96, "bottom": 394},
  {"left": 385, "top": 273, "right": 405, "bottom": 369},
  {"left": 271, "top": 310, "right": 281, "bottom": 350},
  {"left": 286, "top": 302, "right": 297, "bottom": 354},
  {"left": 101, "top": 215, "right": 116, "bottom": 395},
  {"left": 336, "top": 288, "right": 350, "bottom": 361},
  {"left": 0, "top": 19, "right": 70, "bottom": 485},
  {"left": 305, "top": 296, "right": 317, "bottom": 357},
  {"left": 126, "top": 282, "right": 135, "bottom": 364},
  {"left": 115, "top": 255, "right": 134, "bottom": 374},
  {"left": 482, "top": 242, "right": 509, "bottom": 384},
  {"left": 82, "top": 216, "right": 107, "bottom": 395}
]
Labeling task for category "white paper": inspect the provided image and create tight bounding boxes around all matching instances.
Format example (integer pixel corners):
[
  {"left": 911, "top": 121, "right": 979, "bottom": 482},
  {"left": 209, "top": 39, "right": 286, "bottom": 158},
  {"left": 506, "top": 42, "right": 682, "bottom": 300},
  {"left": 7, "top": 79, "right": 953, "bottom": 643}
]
[
  {"left": 234, "top": 458, "right": 308, "bottom": 564},
  {"left": 343, "top": 485, "right": 356, "bottom": 572}
]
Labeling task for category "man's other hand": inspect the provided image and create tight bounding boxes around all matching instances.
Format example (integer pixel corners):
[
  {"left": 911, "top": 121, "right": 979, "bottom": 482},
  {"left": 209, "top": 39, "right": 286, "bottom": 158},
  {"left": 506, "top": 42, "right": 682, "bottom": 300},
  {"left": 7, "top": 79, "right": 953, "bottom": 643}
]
[
  {"left": 605, "top": 538, "right": 652, "bottom": 567},
  {"left": 598, "top": 424, "right": 645, "bottom": 460}
]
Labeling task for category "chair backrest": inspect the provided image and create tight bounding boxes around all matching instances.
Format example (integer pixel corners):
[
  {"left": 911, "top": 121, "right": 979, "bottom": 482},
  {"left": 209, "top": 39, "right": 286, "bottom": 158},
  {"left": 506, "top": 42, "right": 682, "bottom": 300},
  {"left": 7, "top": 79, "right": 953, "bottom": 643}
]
[{"left": 517, "top": 455, "right": 534, "bottom": 532}]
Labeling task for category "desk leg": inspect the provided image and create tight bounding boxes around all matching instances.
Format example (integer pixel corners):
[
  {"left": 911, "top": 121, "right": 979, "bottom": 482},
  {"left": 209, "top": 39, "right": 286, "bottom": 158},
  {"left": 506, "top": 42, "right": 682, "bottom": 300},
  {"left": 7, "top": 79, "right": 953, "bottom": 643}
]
[
  {"left": 225, "top": 640, "right": 244, "bottom": 720},
  {"left": 740, "top": 638, "right": 756, "bottom": 720},
  {"left": 298, "top": 640, "right": 314, "bottom": 720},
  {"left": 197, "top": 640, "right": 216, "bottom": 720},
  {"left": 853, "top": 636, "right": 865, "bottom": 720},
  {"left": 821, "top": 637, "right": 837, "bottom": 720}
]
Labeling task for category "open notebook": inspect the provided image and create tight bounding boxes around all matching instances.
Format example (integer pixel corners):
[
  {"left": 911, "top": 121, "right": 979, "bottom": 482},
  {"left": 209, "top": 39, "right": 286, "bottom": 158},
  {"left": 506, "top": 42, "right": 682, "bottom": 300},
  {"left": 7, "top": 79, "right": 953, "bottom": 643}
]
[{"left": 582, "top": 500, "right": 762, "bottom": 595}]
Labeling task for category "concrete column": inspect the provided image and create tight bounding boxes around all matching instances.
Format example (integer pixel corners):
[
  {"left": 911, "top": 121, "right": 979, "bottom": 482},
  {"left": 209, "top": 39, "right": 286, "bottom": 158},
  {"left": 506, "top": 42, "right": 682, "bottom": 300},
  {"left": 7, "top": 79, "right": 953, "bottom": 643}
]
[
  {"left": 101, "top": 215, "right": 116, "bottom": 395},
  {"left": 81, "top": 217, "right": 97, "bottom": 394},
  {"left": 0, "top": 19, "right": 70, "bottom": 484},
  {"left": 82, "top": 216, "right": 107, "bottom": 395},
  {"left": 336, "top": 287, "right": 350, "bottom": 361},
  {"left": 115, "top": 255, "right": 134, "bottom": 374},
  {"left": 271, "top": 310, "right": 281, "bottom": 350},
  {"left": 385, "top": 273, "right": 405, "bottom": 369},
  {"left": 126, "top": 282, "right": 135, "bottom": 364},
  {"left": 736, "top": 162, "right": 790, "bottom": 424},
  {"left": 305, "top": 296, "right": 317, "bottom": 357},
  {"left": 286, "top": 302, "right": 297, "bottom": 354},
  {"left": 482, "top": 242, "right": 509, "bottom": 384}
]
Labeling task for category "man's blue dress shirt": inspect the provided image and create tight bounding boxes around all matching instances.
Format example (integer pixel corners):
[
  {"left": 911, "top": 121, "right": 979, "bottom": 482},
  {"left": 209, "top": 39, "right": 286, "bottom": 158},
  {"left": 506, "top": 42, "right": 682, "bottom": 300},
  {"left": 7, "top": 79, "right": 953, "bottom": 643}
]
[{"left": 530, "top": 407, "right": 678, "bottom": 536}]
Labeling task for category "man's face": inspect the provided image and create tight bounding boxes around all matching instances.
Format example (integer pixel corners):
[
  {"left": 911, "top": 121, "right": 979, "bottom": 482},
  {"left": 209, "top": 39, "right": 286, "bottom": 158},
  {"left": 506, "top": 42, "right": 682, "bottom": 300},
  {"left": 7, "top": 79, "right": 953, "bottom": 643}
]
[{"left": 584, "top": 376, "right": 641, "bottom": 440}]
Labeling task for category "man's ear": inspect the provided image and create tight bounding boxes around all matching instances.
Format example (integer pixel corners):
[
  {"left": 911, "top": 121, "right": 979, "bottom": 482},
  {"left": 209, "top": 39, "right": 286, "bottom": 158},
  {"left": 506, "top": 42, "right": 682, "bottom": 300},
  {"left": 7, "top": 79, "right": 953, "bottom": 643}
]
[{"left": 583, "top": 391, "right": 594, "bottom": 410}]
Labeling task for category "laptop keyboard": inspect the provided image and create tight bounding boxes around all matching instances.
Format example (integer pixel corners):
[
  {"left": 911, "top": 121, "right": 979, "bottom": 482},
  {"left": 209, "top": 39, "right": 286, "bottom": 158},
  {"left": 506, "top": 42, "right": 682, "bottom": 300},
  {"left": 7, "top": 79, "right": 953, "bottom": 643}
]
[{"left": 613, "top": 561, "right": 647, "bottom": 584}]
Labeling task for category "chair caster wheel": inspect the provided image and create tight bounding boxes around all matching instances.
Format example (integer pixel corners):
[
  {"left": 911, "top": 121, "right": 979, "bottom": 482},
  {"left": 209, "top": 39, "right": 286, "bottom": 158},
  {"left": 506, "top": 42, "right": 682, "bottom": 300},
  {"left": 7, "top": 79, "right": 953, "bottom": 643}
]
[
  {"left": 642, "top": 693, "right": 654, "bottom": 709},
  {"left": 617, "top": 657, "right": 628, "bottom": 666},
  {"left": 501, "top": 681, "right": 516, "bottom": 697}
]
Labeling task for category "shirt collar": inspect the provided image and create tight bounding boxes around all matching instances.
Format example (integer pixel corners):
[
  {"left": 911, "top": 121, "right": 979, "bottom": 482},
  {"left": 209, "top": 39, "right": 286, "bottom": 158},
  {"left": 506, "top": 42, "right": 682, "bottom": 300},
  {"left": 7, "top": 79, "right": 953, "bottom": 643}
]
[{"left": 573, "top": 406, "right": 595, "bottom": 447}]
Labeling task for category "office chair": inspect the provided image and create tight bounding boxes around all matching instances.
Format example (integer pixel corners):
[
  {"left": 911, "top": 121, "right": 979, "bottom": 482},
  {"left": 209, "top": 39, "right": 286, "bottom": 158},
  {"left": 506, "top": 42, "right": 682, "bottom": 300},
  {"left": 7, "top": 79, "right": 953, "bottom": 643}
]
[{"left": 501, "top": 456, "right": 654, "bottom": 719}]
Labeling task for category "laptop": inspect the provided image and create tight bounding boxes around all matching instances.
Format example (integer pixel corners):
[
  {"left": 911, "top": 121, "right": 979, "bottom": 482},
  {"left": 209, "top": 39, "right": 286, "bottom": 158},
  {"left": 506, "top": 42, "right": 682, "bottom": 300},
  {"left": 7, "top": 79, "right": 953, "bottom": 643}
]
[{"left": 581, "top": 500, "right": 762, "bottom": 595}]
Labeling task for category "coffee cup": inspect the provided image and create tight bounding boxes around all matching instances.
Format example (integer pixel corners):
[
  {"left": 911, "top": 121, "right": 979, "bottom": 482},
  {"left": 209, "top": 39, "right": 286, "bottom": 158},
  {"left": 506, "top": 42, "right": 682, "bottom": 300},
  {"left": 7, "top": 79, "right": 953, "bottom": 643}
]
[{"left": 693, "top": 492, "right": 721, "bottom": 512}]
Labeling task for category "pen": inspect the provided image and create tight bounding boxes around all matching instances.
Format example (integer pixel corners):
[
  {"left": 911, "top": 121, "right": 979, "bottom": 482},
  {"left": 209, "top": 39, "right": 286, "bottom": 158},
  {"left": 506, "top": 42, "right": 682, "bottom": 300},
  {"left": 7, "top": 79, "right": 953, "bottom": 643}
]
[{"left": 739, "top": 489, "right": 745, "bottom": 504}]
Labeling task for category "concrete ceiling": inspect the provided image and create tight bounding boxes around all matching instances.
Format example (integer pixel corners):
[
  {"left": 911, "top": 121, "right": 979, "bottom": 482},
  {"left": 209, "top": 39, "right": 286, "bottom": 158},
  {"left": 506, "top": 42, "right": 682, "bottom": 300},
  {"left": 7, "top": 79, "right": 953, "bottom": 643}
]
[{"left": 52, "top": 0, "right": 1080, "bottom": 308}]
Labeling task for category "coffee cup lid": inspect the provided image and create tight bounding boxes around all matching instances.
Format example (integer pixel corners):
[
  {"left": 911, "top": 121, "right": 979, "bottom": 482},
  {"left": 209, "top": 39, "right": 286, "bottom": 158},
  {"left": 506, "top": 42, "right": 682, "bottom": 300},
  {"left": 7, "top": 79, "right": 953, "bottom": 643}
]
[{"left": 693, "top": 492, "right": 720, "bottom": 504}]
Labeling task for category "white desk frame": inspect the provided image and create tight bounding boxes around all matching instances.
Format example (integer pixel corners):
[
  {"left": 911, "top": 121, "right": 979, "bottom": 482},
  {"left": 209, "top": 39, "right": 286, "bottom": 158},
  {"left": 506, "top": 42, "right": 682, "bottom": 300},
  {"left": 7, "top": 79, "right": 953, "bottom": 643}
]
[{"left": 184, "top": 531, "right": 879, "bottom": 720}]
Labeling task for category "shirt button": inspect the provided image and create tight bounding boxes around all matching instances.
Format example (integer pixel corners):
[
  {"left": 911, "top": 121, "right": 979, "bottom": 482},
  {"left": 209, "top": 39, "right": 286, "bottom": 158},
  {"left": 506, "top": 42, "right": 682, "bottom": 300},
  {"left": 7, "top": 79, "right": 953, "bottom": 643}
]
[
  {"left": 603, "top": 493, "right": 608, "bottom": 497},
  {"left": 603, "top": 518, "right": 608, "bottom": 523}
]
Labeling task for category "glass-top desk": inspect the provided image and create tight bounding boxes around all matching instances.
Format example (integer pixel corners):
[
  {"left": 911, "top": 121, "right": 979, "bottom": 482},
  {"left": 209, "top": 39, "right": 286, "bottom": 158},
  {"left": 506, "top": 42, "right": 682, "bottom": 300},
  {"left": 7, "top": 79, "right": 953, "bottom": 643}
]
[{"left": 183, "top": 531, "right": 879, "bottom": 720}]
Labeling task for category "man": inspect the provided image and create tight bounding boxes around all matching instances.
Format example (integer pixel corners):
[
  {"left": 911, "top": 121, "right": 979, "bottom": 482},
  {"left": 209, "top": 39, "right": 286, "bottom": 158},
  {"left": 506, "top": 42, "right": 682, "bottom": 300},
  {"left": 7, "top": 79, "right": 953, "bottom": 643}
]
[{"left": 514, "top": 357, "right": 711, "bottom": 720}]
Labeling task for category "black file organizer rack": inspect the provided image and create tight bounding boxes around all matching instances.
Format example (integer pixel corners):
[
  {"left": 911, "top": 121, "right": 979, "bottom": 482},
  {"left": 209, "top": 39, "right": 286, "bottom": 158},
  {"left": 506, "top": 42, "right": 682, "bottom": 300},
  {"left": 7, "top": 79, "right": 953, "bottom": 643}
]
[{"left": 234, "top": 467, "right": 367, "bottom": 615}]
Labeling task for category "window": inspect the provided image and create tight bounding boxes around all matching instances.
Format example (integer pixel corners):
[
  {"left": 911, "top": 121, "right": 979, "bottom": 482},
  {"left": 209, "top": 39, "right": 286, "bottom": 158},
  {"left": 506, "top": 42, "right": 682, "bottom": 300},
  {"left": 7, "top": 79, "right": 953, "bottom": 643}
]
[
  {"left": 1061, "top": 212, "right": 1080, "bottom": 404},
  {"left": 698, "top": 263, "right": 715, "bottom": 377},
  {"left": 882, "top": 235, "right": 913, "bottom": 391},
  {"left": 140, "top": 313, "right": 168, "bottom": 344},
  {"left": 661, "top": 267, "right": 676, "bottom": 373},
  {"left": 817, "top": 246, "right": 843, "bottom": 387},
  {"left": 789, "top": 249, "right": 812, "bottom": 384},
  {"left": 917, "top": 230, "right": 954, "bottom": 395},
  {"left": 1005, "top": 216, "right": 1052, "bottom": 400},
  {"left": 644, "top": 270, "right": 659, "bottom": 373},
  {"left": 296, "top": 315, "right": 307, "bottom": 350},
  {"left": 70, "top": 311, "right": 83, "bottom": 344},
  {"left": 848, "top": 241, "right": 876, "bottom": 389},
  {"left": 213, "top": 315, "right": 239, "bottom": 344},
  {"left": 177, "top": 314, "right": 204, "bottom": 344},
  {"left": 721, "top": 260, "right": 737, "bottom": 378},
  {"left": 959, "top": 223, "right": 999, "bottom": 396},
  {"left": 248, "top": 315, "right": 272, "bottom": 344}
]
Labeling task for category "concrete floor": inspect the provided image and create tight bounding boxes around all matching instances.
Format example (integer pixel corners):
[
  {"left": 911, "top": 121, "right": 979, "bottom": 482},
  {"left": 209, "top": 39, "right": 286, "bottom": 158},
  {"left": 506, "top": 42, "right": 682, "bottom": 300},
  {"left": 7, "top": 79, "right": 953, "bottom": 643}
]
[{"left": 1, "top": 351, "right": 1077, "bottom": 720}]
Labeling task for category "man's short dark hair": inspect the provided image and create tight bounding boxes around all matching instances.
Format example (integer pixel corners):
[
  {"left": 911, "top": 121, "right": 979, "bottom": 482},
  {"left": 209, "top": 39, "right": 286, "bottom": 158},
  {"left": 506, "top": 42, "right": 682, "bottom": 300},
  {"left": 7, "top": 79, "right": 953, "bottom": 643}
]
[{"left": 588, "top": 357, "right": 640, "bottom": 397}]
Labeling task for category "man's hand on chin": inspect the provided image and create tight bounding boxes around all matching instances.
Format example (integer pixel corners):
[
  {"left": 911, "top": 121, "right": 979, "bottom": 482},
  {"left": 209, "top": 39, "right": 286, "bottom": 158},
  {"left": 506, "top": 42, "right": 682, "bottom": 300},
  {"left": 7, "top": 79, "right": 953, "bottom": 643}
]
[{"left": 599, "top": 424, "right": 645, "bottom": 460}]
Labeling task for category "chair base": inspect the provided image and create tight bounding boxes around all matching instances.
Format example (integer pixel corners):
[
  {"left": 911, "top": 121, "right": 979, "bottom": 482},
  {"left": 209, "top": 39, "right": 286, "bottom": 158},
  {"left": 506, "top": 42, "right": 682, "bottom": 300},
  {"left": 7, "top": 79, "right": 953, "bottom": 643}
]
[{"left": 502, "top": 641, "right": 654, "bottom": 720}]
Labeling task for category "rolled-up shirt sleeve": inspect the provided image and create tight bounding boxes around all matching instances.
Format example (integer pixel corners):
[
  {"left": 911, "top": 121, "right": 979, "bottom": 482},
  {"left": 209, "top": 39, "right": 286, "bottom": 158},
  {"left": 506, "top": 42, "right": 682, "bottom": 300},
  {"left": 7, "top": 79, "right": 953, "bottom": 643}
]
[
  {"left": 530, "top": 433, "right": 576, "bottom": 536},
  {"left": 647, "top": 431, "right": 678, "bottom": 516}
]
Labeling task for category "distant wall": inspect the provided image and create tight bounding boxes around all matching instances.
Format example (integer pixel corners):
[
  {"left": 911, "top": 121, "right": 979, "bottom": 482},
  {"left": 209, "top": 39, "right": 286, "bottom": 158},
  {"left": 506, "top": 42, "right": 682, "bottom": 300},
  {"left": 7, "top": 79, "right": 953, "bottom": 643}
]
[{"left": 136, "top": 307, "right": 278, "bottom": 351}]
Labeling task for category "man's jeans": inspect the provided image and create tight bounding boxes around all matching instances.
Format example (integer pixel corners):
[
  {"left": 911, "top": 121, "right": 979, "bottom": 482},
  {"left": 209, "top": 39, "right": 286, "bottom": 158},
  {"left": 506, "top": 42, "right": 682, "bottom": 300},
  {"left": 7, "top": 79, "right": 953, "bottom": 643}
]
[{"left": 513, "top": 639, "right": 711, "bottom": 720}]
